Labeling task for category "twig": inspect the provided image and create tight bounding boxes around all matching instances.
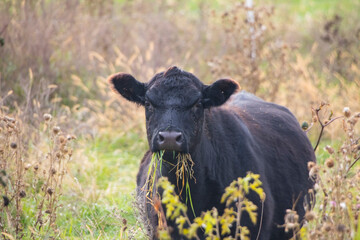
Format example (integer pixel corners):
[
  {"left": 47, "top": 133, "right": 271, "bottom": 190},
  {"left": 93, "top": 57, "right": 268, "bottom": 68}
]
[
  {"left": 255, "top": 199, "right": 265, "bottom": 240},
  {"left": 313, "top": 107, "right": 344, "bottom": 152},
  {"left": 183, "top": 211, "right": 200, "bottom": 240},
  {"left": 346, "top": 155, "right": 360, "bottom": 175},
  {"left": 0, "top": 22, "right": 9, "bottom": 35},
  {"left": 214, "top": 208, "right": 221, "bottom": 239},
  {"left": 319, "top": 181, "right": 328, "bottom": 221},
  {"left": 304, "top": 122, "right": 314, "bottom": 133},
  {"left": 235, "top": 196, "right": 243, "bottom": 240}
]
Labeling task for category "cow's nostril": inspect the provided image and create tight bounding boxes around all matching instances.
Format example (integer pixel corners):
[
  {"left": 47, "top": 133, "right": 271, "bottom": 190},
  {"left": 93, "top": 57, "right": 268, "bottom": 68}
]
[
  {"left": 176, "top": 134, "right": 182, "bottom": 143},
  {"left": 158, "top": 133, "right": 165, "bottom": 142}
]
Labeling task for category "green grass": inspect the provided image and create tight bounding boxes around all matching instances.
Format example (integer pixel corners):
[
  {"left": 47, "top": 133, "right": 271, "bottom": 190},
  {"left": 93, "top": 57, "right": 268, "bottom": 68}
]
[
  {"left": 264, "top": 0, "right": 356, "bottom": 17},
  {"left": 48, "top": 131, "right": 148, "bottom": 239}
]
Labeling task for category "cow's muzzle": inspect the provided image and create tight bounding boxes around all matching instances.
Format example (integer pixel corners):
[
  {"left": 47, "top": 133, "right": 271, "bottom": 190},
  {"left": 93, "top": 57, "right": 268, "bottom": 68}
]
[{"left": 156, "top": 131, "right": 184, "bottom": 152}]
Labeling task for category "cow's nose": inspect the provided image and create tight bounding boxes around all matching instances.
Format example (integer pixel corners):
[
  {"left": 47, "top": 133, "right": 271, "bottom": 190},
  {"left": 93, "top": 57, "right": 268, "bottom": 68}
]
[{"left": 157, "top": 131, "right": 183, "bottom": 151}]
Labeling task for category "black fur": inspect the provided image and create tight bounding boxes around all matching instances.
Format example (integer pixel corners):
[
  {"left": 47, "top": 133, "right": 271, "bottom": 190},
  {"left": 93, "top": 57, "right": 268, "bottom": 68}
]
[
  {"left": 109, "top": 67, "right": 315, "bottom": 240},
  {"left": 108, "top": 73, "right": 146, "bottom": 105}
]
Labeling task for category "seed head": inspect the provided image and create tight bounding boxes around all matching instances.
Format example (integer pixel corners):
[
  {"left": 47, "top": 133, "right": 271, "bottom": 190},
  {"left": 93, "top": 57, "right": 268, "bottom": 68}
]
[
  {"left": 284, "top": 209, "right": 299, "bottom": 232},
  {"left": 43, "top": 113, "right": 52, "bottom": 122},
  {"left": 309, "top": 166, "right": 319, "bottom": 181},
  {"left": 284, "top": 209, "right": 299, "bottom": 223},
  {"left": 343, "top": 107, "right": 351, "bottom": 118},
  {"left": 10, "top": 142, "right": 17, "bottom": 149},
  {"left": 325, "top": 145, "right": 334, "bottom": 154},
  {"left": 305, "top": 211, "right": 316, "bottom": 221},
  {"left": 59, "top": 135, "right": 66, "bottom": 144},
  {"left": 53, "top": 126, "right": 61, "bottom": 135},
  {"left": 2, "top": 195, "right": 10, "bottom": 207},
  {"left": 19, "top": 190, "right": 26, "bottom": 198},
  {"left": 336, "top": 224, "right": 346, "bottom": 233},
  {"left": 51, "top": 168, "right": 57, "bottom": 175},
  {"left": 67, "top": 134, "right": 76, "bottom": 140},
  {"left": 24, "top": 163, "right": 31, "bottom": 170},
  {"left": 325, "top": 158, "right": 334, "bottom": 168},
  {"left": 47, "top": 188, "right": 54, "bottom": 195},
  {"left": 323, "top": 222, "right": 332, "bottom": 232},
  {"left": 307, "top": 161, "right": 316, "bottom": 170},
  {"left": 34, "top": 165, "right": 39, "bottom": 171},
  {"left": 45, "top": 209, "right": 52, "bottom": 214}
]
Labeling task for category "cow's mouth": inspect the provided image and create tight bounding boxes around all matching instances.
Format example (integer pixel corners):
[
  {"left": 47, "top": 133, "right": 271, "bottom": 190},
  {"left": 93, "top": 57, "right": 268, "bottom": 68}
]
[
  {"left": 152, "top": 150, "right": 191, "bottom": 165},
  {"left": 152, "top": 151, "right": 195, "bottom": 177},
  {"left": 162, "top": 150, "right": 180, "bottom": 159}
]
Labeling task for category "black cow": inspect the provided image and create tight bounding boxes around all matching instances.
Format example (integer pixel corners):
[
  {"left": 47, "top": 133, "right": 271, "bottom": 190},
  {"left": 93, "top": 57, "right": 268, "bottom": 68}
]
[{"left": 108, "top": 66, "right": 315, "bottom": 240}]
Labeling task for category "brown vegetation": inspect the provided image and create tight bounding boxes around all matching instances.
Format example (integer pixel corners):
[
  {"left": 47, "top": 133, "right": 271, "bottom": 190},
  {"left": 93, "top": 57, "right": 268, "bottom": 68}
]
[{"left": 0, "top": 0, "right": 359, "bottom": 239}]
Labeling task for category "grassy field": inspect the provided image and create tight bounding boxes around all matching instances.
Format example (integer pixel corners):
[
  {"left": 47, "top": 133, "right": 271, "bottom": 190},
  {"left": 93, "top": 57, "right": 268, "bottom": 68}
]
[{"left": 1, "top": 0, "right": 359, "bottom": 239}]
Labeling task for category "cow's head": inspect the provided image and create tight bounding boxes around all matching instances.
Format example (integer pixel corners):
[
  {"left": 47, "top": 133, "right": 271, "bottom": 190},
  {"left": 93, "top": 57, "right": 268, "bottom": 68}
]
[{"left": 108, "top": 66, "right": 239, "bottom": 153}]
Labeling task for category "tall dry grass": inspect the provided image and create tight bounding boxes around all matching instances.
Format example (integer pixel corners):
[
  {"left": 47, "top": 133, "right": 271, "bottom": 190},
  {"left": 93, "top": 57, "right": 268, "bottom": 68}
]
[
  {"left": 1, "top": 0, "right": 359, "bottom": 122},
  {"left": 0, "top": 0, "right": 211, "bottom": 111},
  {"left": 300, "top": 105, "right": 360, "bottom": 240},
  {"left": 0, "top": 0, "right": 359, "bottom": 239},
  {"left": 0, "top": 110, "right": 75, "bottom": 239}
]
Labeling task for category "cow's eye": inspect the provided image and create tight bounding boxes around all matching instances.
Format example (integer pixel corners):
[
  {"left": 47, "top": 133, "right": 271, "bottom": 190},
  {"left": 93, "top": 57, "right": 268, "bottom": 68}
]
[
  {"left": 145, "top": 101, "right": 152, "bottom": 108},
  {"left": 194, "top": 101, "right": 202, "bottom": 109}
]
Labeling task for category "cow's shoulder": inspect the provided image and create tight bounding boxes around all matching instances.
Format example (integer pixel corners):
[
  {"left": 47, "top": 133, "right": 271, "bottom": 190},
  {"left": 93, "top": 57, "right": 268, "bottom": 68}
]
[
  {"left": 229, "top": 91, "right": 297, "bottom": 126},
  {"left": 230, "top": 91, "right": 291, "bottom": 114},
  {"left": 230, "top": 90, "right": 264, "bottom": 103}
]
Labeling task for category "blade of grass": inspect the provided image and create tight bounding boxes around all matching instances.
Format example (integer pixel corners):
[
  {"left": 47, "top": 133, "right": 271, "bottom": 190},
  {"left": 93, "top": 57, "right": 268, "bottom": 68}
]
[{"left": 186, "top": 179, "right": 196, "bottom": 218}]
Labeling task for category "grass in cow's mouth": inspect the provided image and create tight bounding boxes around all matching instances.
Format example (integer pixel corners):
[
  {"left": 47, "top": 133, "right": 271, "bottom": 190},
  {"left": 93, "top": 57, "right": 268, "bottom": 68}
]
[
  {"left": 144, "top": 150, "right": 165, "bottom": 200},
  {"left": 175, "top": 153, "right": 196, "bottom": 217},
  {"left": 144, "top": 151, "right": 196, "bottom": 217}
]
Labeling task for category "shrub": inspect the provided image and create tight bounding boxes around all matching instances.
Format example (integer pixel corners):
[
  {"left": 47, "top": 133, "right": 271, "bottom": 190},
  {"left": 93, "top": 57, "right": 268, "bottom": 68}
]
[
  {"left": 0, "top": 112, "right": 75, "bottom": 239},
  {"left": 156, "top": 172, "right": 265, "bottom": 240}
]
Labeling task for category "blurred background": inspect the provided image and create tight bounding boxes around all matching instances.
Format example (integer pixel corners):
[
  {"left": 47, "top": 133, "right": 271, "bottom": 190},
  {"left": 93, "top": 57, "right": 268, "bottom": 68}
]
[{"left": 0, "top": 0, "right": 359, "bottom": 239}]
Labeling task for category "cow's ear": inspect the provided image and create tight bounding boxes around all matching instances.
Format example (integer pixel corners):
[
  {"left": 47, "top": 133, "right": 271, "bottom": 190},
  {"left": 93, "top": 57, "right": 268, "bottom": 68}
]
[
  {"left": 108, "top": 73, "right": 146, "bottom": 105},
  {"left": 202, "top": 79, "right": 239, "bottom": 108}
]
